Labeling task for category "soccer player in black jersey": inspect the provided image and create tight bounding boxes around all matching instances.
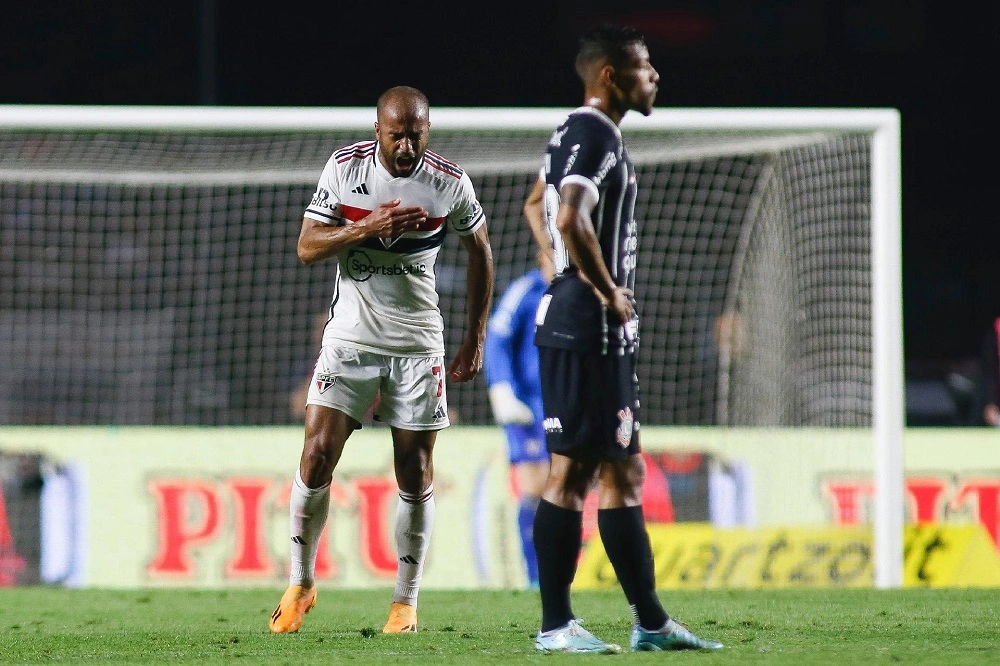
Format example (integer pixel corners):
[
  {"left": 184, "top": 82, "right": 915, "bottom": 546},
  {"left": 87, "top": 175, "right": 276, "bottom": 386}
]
[{"left": 531, "top": 25, "right": 723, "bottom": 653}]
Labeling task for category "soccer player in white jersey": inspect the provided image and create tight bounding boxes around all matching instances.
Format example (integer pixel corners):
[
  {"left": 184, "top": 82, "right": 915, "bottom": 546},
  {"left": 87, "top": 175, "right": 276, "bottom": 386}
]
[{"left": 269, "top": 86, "right": 494, "bottom": 635}]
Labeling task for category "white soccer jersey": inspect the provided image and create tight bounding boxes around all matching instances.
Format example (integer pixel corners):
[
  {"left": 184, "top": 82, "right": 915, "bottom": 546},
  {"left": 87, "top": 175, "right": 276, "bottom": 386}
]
[{"left": 304, "top": 141, "right": 486, "bottom": 355}]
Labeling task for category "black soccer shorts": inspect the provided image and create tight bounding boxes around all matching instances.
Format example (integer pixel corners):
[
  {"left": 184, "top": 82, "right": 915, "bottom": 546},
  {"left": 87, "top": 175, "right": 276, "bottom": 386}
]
[{"left": 538, "top": 346, "right": 641, "bottom": 460}]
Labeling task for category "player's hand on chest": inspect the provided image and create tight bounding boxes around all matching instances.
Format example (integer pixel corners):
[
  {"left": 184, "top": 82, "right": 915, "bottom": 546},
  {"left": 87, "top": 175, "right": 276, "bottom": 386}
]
[{"left": 358, "top": 198, "right": 428, "bottom": 239}]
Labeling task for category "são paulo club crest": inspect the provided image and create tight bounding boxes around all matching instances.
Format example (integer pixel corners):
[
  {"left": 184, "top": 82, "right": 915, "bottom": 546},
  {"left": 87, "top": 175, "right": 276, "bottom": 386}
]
[
  {"left": 616, "top": 406, "right": 634, "bottom": 448},
  {"left": 315, "top": 371, "right": 336, "bottom": 394}
]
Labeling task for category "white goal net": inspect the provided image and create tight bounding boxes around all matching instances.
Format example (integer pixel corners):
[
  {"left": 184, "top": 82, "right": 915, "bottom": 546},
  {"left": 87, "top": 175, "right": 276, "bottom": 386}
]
[
  {"left": 0, "top": 108, "right": 897, "bottom": 428},
  {"left": 0, "top": 106, "right": 904, "bottom": 585}
]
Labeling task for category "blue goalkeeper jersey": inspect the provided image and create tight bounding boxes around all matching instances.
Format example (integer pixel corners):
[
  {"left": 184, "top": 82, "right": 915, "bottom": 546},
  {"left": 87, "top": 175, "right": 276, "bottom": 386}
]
[{"left": 484, "top": 269, "right": 548, "bottom": 420}]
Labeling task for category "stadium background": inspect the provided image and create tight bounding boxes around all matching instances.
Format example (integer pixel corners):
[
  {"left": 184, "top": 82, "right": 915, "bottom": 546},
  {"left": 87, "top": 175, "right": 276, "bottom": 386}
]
[
  {"left": 2, "top": 1, "right": 1000, "bottom": 592},
  {"left": 1, "top": 0, "right": 994, "bottom": 425}
]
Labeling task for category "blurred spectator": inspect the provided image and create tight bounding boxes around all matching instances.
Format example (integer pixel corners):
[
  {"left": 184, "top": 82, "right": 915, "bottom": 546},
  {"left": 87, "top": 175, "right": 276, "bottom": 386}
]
[{"left": 981, "top": 317, "right": 1000, "bottom": 426}]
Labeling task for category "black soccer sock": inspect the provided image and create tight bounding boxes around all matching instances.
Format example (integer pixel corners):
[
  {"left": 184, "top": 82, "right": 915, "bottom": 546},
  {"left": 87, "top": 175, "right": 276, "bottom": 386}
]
[
  {"left": 597, "top": 506, "right": 668, "bottom": 630},
  {"left": 533, "top": 499, "right": 582, "bottom": 631}
]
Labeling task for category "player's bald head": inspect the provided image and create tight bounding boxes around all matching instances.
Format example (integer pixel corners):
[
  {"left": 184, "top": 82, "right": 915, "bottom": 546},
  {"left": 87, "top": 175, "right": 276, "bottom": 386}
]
[
  {"left": 374, "top": 86, "right": 431, "bottom": 177},
  {"left": 575, "top": 24, "right": 646, "bottom": 84},
  {"left": 376, "top": 86, "right": 429, "bottom": 124}
]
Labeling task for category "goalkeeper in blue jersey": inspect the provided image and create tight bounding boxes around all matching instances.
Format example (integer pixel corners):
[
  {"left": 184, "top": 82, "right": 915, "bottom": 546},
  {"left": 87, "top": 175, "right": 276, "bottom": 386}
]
[{"left": 484, "top": 180, "right": 553, "bottom": 588}]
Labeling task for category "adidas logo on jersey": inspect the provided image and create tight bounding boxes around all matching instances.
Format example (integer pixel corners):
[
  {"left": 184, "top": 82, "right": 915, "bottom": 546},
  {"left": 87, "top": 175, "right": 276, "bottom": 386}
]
[{"left": 351, "top": 183, "right": 370, "bottom": 195}]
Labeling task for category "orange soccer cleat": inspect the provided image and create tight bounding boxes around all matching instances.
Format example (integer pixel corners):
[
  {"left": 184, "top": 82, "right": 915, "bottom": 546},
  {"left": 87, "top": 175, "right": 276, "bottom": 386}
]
[
  {"left": 382, "top": 601, "right": 418, "bottom": 633},
  {"left": 269, "top": 585, "right": 317, "bottom": 634}
]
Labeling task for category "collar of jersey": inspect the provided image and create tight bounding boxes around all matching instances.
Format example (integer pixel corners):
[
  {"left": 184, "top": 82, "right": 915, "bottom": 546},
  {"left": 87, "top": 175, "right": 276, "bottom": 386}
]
[
  {"left": 373, "top": 150, "right": 424, "bottom": 182},
  {"left": 571, "top": 106, "right": 623, "bottom": 139}
]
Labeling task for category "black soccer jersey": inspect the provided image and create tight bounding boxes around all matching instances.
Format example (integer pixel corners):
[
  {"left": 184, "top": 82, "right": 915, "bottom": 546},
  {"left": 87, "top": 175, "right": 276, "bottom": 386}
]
[{"left": 534, "top": 107, "right": 639, "bottom": 355}]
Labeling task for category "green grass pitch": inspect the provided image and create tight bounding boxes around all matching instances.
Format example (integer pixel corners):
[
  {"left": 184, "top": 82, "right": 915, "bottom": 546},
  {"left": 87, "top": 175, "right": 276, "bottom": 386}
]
[{"left": 3, "top": 587, "right": 998, "bottom": 664}]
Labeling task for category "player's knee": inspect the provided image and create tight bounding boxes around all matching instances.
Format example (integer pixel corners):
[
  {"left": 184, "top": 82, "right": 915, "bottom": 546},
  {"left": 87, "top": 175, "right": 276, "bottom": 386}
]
[
  {"left": 516, "top": 461, "right": 549, "bottom": 497},
  {"left": 300, "top": 428, "right": 346, "bottom": 481},
  {"left": 397, "top": 465, "right": 433, "bottom": 495},
  {"left": 393, "top": 449, "right": 434, "bottom": 493},
  {"left": 545, "top": 458, "right": 597, "bottom": 502},
  {"left": 625, "top": 454, "right": 647, "bottom": 489},
  {"left": 299, "top": 445, "right": 334, "bottom": 483},
  {"left": 601, "top": 455, "right": 646, "bottom": 497}
]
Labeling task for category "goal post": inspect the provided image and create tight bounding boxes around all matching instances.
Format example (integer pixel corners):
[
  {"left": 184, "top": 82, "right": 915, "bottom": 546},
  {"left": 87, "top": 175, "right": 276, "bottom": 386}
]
[
  {"left": 622, "top": 108, "right": 903, "bottom": 588},
  {"left": 0, "top": 105, "right": 903, "bottom": 587}
]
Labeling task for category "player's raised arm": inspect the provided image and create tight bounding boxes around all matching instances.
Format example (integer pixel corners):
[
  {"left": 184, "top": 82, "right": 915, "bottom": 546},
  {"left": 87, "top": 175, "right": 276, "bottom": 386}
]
[
  {"left": 296, "top": 200, "right": 427, "bottom": 265},
  {"left": 555, "top": 182, "right": 633, "bottom": 324},
  {"left": 449, "top": 223, "right": 494, "bottom": 382}
]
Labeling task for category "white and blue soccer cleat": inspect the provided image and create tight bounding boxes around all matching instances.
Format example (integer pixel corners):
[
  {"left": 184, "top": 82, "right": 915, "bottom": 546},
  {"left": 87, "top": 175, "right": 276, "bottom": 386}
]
[
  {"left": 534, "top": 619, "right": 623, "bottom": 654},
  {"left": 630, "top": 618, "right": 724, "bottom": 651}
]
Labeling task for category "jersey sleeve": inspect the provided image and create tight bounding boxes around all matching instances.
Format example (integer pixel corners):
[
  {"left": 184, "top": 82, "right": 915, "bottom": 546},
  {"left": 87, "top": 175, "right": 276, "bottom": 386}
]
[
  {"left": 447, "top": 172, "right": 486, "bottom": 236},
  {"left": 560, "top": 118, "right": 622, "bottom": 205},
  {"left": 303, "top": 155, "right": 343, "bottom": 225}
]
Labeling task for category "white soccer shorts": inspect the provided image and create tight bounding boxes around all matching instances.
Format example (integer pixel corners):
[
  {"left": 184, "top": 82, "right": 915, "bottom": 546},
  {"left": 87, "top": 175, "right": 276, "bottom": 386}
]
[{"left": 305, "top": 344, "right": 450, "bottom": 430}]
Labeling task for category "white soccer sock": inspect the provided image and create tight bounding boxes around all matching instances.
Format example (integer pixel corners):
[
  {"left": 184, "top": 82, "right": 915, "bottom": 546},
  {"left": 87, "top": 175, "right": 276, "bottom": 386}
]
[
  {"left": 391, "top": 485, "right": 435, "bottom": 607},
  {"left": 287, "top": 469, "right": 330, "bottom": 588}
]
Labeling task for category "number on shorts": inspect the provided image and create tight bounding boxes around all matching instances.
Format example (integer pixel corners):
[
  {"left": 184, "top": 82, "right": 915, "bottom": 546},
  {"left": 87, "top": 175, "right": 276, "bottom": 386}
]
[{"left": 432, "top": 365, "right": 443, "bottom": 397}]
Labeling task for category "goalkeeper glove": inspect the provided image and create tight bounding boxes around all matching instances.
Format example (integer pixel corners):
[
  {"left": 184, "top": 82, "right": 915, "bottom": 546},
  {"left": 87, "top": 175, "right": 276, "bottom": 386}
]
[{"left": 488, "top": 382, "right": 534, "bottom": 425}]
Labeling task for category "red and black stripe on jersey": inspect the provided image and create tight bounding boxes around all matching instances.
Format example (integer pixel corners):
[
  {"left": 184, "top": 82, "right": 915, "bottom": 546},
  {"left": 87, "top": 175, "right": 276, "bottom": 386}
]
[
  {"left": 339, "top": 203, "right": 448, "bottom": 254},
  {"left": 422, "top": 150, "right": 463, "bottom": 179},
  {"left": 354, "top": 228, "right": 447, "bottom": 254},
  {"left": 335, "top": 141, "right": 376, "bottom": 164}
]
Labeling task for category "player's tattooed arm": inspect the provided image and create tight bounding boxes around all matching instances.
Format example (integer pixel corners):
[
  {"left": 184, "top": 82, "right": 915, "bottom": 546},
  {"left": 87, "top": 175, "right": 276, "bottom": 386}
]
[{"left": 296, "top": 199, "right": 427, "bottom": 265}]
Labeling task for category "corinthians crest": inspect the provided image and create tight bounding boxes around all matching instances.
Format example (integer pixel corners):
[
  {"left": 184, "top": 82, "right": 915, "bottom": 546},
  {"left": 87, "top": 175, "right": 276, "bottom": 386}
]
[{"left": 616, "top": 406, "right": 634, "bottom": 448}]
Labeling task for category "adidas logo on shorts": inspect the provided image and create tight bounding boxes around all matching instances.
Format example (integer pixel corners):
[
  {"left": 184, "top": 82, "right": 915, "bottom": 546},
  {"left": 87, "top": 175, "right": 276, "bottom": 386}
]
[
  {"left": 543, "top": 417, "right": 562, "bottom": 433},
  {"left": 433, "top": 406, "right": 447, "bottom": 420}
]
